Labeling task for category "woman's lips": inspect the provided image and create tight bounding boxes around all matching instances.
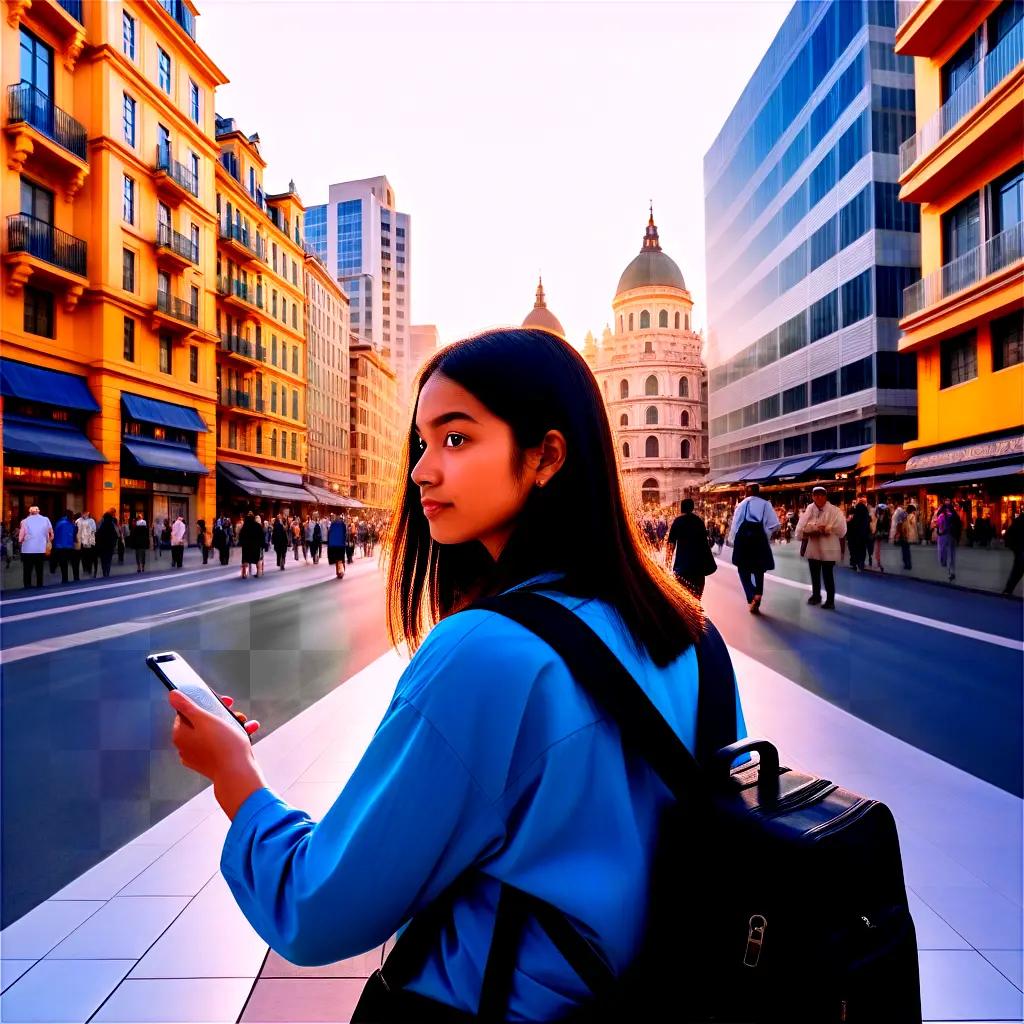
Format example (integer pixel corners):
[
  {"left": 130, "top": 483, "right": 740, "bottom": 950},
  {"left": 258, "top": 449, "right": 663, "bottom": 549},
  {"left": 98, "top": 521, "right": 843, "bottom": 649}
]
[{"left": 421, "top": 501, "right": 450, "bottom": 520}]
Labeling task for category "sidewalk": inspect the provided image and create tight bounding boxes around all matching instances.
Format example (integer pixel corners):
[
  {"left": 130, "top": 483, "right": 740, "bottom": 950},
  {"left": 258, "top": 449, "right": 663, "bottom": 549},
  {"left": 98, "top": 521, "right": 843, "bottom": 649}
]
[{"left": 0, "top": 644, "right": 1019, "bottom": 1022}]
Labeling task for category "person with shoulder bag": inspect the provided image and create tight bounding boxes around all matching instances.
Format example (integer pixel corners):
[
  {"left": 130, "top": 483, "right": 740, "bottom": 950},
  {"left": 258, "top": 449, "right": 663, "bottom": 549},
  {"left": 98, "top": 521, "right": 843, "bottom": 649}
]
[
  {"left": 727, "top": 483, "right": 779, "bottom": 615},
  {"left": 665, "top": 498, "right": 717, "bottom": 599}
]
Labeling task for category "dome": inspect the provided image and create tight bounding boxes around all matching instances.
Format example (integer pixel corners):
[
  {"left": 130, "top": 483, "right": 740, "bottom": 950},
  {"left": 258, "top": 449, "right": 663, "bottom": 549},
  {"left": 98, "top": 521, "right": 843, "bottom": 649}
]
[
  {"left": 522, "top": 276, "right": 565, "bottom": 338},
  {"left": 615, "top": 209, "right": 687, "bottom": 297}
]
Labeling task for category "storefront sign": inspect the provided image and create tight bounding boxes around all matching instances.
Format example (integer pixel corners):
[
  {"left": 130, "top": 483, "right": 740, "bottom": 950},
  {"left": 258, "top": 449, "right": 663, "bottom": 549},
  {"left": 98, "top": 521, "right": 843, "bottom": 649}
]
[
  {"left": 104, "top": 481, "right": 114, "bottom": 488},
  {"left": 905, "top": 434, "right": 1024, "bottom": 472}
]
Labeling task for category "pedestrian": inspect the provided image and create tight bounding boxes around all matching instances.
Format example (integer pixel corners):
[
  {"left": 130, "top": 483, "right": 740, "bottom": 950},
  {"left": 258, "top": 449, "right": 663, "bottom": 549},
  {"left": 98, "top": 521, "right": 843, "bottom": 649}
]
[
  {"left": 932, "top": 500, "right": 962, "bottom": 581},
  {"left": 889, "top": 502, "right": 913, "bottom": 571},
  {"left": 165, "top": 326, "right": 746, "bottom": 1023},
  {"left": 906, "top": 504, "right": 920, "bottom": 546},
  {"left": 264, "top": 518, "right": 272, "bottom": 553},
  {"left": 272, "top": 514, "right": 289, "bottom": 570},
  {"left": 152, "top": 518, "right": 163, "bottom": 559},
  {"left": 1, "top": 520, "right": 11, "bottom": 570},
  {"left": 346, "top": 517, "right": 356, "bottom": 564},
  {"left": 116, "top": 516, "right": 127, "bottom": 564},
  {"left": 1002, "top": 510, "right": 1024, "bottom": 596},
  {"left": 17, "top": 505, "right": 52, "bottom": 589},
  {"left": 170, "top": 514, "right": 187, "bottom": 568},
  {"left": 303, "top": 516, "right": 315, "bottom": 564},
  {"left": 52, "top": 510, "right": 79, "bottom": 583},
  {"left": 846, "top": 500, "right": 871, "bottom": 572},
  {"left": 309, "top": 514, "right": 323, "bottom": 564},
  {"left": 326, "top": 513, "right": 347, "bottom": 579},
  {"left": 872, "top": 503, "right": 891, "bottom": 573},
  {"left": 197, "top": 519, "right": 210, "bottom": 564},
  {"left": 95, "top": 509, "right": 119, "bottom": 578},
  {"left": 130, "top": 515, "right": 149, "bottom": 573},
  {"left": 239, "top": 511, "right": 264, "bottom": 579},
  {"left": 365, "top": 519, "right": 377, "bottom": 559},
  {"left": 728, "top": 482, "right": 779, "bottom": 615},
  {"left": 356, "top": 519, "right": 369, "bottom": 558},
  {"left": 795, "top": 486, "right": 847, "bottom": 609},
  {"left": 213, "top": 517, "right": 229, "bottom": 566},
  {"left": 77, "top": 510, "right": 97, "bottom": 578},
  {"left": 665, "top": 498, "right": 716, "bottom": 599},
  {"left": 291, "top": 518, "right": 302, "bottom": 561}
]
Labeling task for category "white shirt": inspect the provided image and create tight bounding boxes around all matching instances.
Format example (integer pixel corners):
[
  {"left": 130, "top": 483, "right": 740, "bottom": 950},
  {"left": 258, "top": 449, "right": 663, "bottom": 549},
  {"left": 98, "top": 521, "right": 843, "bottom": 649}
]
[
  {"left": 728, "top": 496, "right": 780, "bottom": 545},
  {"left": 170, "top": 519, "right": 187, "bottom": 544},
  {"left": 19, "top": 513, "right": 53, "bottom": 554}
]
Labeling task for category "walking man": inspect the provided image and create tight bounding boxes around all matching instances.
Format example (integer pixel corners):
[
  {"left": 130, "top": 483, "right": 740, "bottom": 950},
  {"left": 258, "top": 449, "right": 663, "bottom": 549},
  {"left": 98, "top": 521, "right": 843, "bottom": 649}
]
[
  {"left": 327, "top": 513, "right": 347, "bottom": 579},
  {"left": 170, "top": 514, "right": 187, "bottom": 568},
  {"left": 728, "top": 483, "right": 780, "bottom": 615},
  {"left": 272, "top": 514, "right": 289, "bottom": 570},
  {"left": 889, "top": 501, "right": 913, "bottom": 570},
  {"left": 77, "top": 510, "right": 97, "bottom": 578},
  {"left": 796, "top": 486, "right": 847, "bottom": 609},
  {"left": 95, "top": 510, "right": 119, "bottom": 578},
  {"left": 53, "top": 510, "right": 79, "bottom": 583},
  {"left": 932, "top": 500, "right": 962, "bottom": 581},
  {"left": 665, "top": 498, "right": 716, "bottom": 599},
  {"left": 17, "top": 505, "right": 52, "bottom": 589},
  {"left": 130, "top": 515, "right": 149, "bottom": 573}
]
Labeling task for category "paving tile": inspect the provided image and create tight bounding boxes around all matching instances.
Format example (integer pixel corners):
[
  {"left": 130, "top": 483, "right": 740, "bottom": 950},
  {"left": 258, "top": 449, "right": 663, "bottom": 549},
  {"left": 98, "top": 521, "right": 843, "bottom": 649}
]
[
  {"left": 127, "top": 795, "right": 216, "bottom": 851},
  {"left": 129, "top": 874, "right": 267, "bottom": 979},
  {"left": 909, "top": 890, "right": 971, "bottom": 950},
  {"left": 981, "top": 949, "right": 1024, "bottom": 992},
  {"left": 91, "top": 977, "right": 255, "bottom": 1022},
  {"left": 239, "top": 977, "right": 365, "bottom": 1023},
  {"left": 0, "top": 900, "right": 104, "bottom": 959},
  {"left": 914, "top": 884, "right": 1024, "bottom": 951},
  {"left": 260, "top": 947, "right": 383, "bottom": 979},
  {"left": 47, "top": 896, "right": 189, "bottom": 959},
  {"left": 0, "top": 961, "right": 35, "bottom": 994},
  {"left": 900, "top": 829, "right": 991, "bottom": 890},
  {"left": 919, "top": 950, "right": 1024, "bottom": 1022},
  {"left": 119, "top": 813, "right": 228, "bottom": 897},
  {"left": 50, "top": 844, "right": 168, "bottom": 901},
  {"left": 0, "top": 958, "right": 133, "bottom": 1023}
]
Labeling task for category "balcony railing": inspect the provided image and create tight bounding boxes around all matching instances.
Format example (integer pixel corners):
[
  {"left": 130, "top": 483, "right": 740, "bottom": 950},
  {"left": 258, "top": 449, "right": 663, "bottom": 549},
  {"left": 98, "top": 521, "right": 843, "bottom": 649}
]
[
  {"left": 6, "top": 83, "right": 87, "bottom": 161},
  {"left": 156, "top": 289, "right": 198, "bottom": 325},
  {"left": 156, "top": 223, "right": 198, "bottom": 263},
  {"left": 58, "top": 0, "right": 83, "bottom": 22},
  {"left": 219, "top": 221, "right": 265, "bottom": 260},
  {"left": 6, "top": 213, "right": 86, "bottom": 276},
  {"left": 900, "top": 19, "right": 1024, "bottom": 175},
  {"left": 223, "top": 388, "right": 252, "bottom": 409},
  {"left": 158, "top": 0, "right": 195, "bottom": 38},
  {"left": 155, "top": 147, "right": 199, "bottom": 197},
  {"left": 903, "top": 220, "right": 1023, "bottom": 317},
  {"left": 220, "top": 333, "right": 254, "bottom": 359},
  {"left": 216, "top": 274, "right": 263, "bottom": 309}
]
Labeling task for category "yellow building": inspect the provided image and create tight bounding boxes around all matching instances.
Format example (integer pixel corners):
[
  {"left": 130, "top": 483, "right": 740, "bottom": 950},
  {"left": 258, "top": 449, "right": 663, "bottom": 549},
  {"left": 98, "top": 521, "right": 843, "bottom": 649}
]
[
  {"left": 349, "top": 340, "right": 399, "bottom": 508},
  {"left": 212, "top": 117, "right": 310, "bottom": 514},
  {"left": 2, "top": 0, "right": 227, "bottom": 534},
  {"left": 888, "top": 0, "right": 1023, "bottom": 533}
]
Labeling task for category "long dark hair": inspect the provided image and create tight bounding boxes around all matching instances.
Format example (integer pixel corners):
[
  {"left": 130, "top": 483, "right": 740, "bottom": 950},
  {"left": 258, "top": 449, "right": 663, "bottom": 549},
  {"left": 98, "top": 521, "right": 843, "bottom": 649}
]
[{"left": 383, "top": 327, "right": 702, "bottom": 666}]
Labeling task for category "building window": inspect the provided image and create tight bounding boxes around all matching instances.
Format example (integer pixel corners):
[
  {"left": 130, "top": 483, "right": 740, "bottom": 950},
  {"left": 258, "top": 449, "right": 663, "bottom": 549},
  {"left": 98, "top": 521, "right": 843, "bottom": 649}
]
[
  {"left": 292, "top": 305, "right": 297, "bottom": 329},
  {"left": 24, "top": 286, "right": 53, "bottom": 337},
  {"left": 123, "top": 175, "right": 135, "bottom": 223},
  {"left": 681, "top": 439, "right": 691, "bottom": 459},
  {"left": 645, "top": 375, "right": 658, "bottom": 396},
  {"left": 271, "top": 335, "right": 278, "bottom": 365},
  {"left": 992, "top": 311, "right": 1023, "bottom": 372},
  {"left": 840, "top": 355, "right": 874, "bottom": 395},
  {"left": 681, "top": 410, "right": 690, "bottom": 426},
  {"left": 811, "top": 371, "right": 838, "bottom": 404},
  {"left": 190, "top": 223, "right": 200, "bottom": 261},
  {"left": 678, "top": 376, "right": 688, "bottom": 398},
  {"left": 942, "top": 192, "right": 980, "bottom": 264},
  {"left": 640, "top": 310, "right": 651, "bottom": 329},
  {"left": 122, "top": 11, "right": 135, "bottom": 58},
  {"left": 809, "top": 291, "right": 838, "bottom": 342},
  {"left": 291, "top": 432, "right": 297, "bottom": 461},
  {"left": 292, "top": 347, "right": 298, "bottom": 374},
  {"left": 619, "top": 413, "right": 628, "bottom": 427},
  {"left": 811, "top": 426, "right": 838, "bottom": 452},
  {"left": 190, "top": 153, "right": 200, "bottom": 192},
  {"left": 189, "top": 345, "right": 199, "bottom": 383},
  {"left": 123, "top": 316, "right": 135, "bottom": 361},
  {"left": 159, "top": 334, "right": 172, "bottom": 374},
  {"left": 782, "top": 382, "right": 808, "bottom": 413},
  {"left": 158, "top": 47, "right": 171, "bottom": 93},
  {"left": 940, "top": 330, "right": 977, "bottom": 388},
  {"left": 619, "top": 379, "right": 629, "bottom": 399},
  {"left": 810, "top": 219, "right": 837, "bottom": 269},
  {"left": 645, "top": 436, "right": 659, "bottom": 458},
  {"left": 658, "top": 309, "right": 668, "bottom": 328},
  {"left": 122, "top": 248, "right": 135, "bottom": 292},
  {"left": 628, "top": 313, "right": 634, "bottom": 331},
  {"left": 841, "top": 269, "right": 872, "bottom": 326},
  {"left": 645, "top": 406, "right": 658, "bottom": 425},
  {"left": 123, "top": 94, "right": 136, "bottom": 146},
  {"left": 292, "top": 390, "right": 298, "bottom": 419},
  {"left": 784, "top": 433, "right": 809, "bottom": 457},
  {"left": 990, "top": 162, "right": 1023, "bottom": 238},
  {"left": 271, "top": 381, "right": 277, "bottom": 413},
  {"left": 674, "top": 311, "right": 680, "bottom": 329},
  {"left": 189, "top": 79, "right": 200, "bottom": 123}
]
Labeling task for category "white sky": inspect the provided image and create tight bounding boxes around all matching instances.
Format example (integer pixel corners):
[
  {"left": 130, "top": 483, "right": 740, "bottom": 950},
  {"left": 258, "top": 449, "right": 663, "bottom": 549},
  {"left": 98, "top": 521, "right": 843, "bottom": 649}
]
[{"left": 198, "top": 0, "right": 791, "bottom": 348}]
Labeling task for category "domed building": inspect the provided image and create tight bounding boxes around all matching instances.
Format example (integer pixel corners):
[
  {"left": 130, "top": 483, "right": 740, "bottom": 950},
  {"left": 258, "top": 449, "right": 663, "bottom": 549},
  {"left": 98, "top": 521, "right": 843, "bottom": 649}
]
[
  {"left": 522, "top": 276, "right": 565, "bottom": 339},
  {"left": 583, "top": 208, "right": 709, "bottom": 510}
]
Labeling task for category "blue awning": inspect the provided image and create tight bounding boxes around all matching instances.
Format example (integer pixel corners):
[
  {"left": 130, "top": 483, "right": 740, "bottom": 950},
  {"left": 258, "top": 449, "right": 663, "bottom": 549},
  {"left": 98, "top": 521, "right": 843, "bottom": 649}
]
[
  {"left": 0, "top": 360, "right": 99, "bottom": 412},
  {"left": 121, "top": 393, "right": 208, "bottom": 433},
  {"left": 816, "top": 447, "right": 870, "bottom": 472},
  {"left": 879, "top": 463, "right": 1024, "bottom": 490},
  {"left": 252, "top": 466, "right": 304, "bottom": 486},
  {"left": 774, "top": 453, "right": 832, "bottom": 478},
  {"left": 122, "top": 437, "right": 209, "bottom": 474},
  {"left": 218, "top": 462, "right": 309, "bottom": 502},
  {"left": 3, "top": 417, "right": 106, "bottom": 463},
  {"left": 739, "top": 460, "right": 787, "bottom": 482}
]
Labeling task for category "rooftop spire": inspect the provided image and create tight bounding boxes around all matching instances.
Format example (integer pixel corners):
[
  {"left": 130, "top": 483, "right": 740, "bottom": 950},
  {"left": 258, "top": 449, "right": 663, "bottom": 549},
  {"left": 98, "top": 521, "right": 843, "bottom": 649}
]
[
  {"left": 642, "top": 202, "right": 662, "bottom": 252},
  {"left": 534, "top": 274, "right": 547, "bottom": 309}
]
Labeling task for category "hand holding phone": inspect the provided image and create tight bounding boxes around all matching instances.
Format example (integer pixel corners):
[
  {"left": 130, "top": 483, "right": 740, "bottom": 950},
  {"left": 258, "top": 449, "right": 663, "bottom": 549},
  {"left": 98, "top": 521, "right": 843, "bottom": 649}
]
[{"left": 147, "top": 652, "right": 251, "bottom": 737}]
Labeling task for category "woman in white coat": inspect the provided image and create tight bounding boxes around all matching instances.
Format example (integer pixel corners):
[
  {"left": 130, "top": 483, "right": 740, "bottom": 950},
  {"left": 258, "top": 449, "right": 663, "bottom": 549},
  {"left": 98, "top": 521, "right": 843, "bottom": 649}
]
[{"left": 795, "top": 486, "right": 848, "bottom": 609}]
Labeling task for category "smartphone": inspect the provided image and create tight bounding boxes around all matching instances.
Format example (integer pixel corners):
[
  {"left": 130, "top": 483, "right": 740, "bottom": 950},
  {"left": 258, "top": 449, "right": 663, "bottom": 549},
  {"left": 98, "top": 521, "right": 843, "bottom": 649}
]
[{"left": 147, "top": 651, "right": 251, "bottom": 738}]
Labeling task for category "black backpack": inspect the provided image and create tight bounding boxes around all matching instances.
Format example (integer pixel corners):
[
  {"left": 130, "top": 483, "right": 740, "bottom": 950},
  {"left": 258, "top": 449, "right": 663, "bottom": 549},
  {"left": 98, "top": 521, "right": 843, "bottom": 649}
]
[
  {"left": 731, "top": 501, "right": 775, "bottom": 572},
  {"left": 354, "top": 592, "right": 922, "bottom": 1023}
]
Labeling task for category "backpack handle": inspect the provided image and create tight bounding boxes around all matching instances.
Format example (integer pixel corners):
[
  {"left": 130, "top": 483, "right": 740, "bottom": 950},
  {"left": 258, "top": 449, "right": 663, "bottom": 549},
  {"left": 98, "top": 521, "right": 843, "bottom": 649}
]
[{"left": 714, "top": 738, "right": 780, "bottom": 803}]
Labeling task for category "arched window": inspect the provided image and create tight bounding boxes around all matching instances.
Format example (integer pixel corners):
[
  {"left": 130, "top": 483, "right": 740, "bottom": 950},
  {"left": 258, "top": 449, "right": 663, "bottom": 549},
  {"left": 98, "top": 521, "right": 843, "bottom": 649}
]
[
  {"left": 681, "top": 438, "right": 691, "bottom": 459},
  {"left": 645, "top": 406, "right": 658, "bottom": 425},
  {"left": 674, "top": 311, "right": 680, "bottom": 329},
  {"left": 641, "top": 478, "right": 660, "bottom": 504},
  {"left": 622, "top": 441, "right": 630, "bottom": 458},
  {"left": 680, "top": 410, "right": 690, "bottom": 427},
  {"left": 640, "top": 310, "right": 651, "bottom": 329},
  {"left": 658, "top": 309, "right": 668, "bottom": 328},
  {"left": 628, "top": 313, "right": 634, "bottom": 331},
  {"left": 678, "top": 376, "right": 689, "bottom": 398},
  {"left": 619, "top": 379, "right": 629, "bottom": 399},
  {"left": 645, "top": 435, "right": 659, "bottom": 458},
  {"left": 619, "top": 413, "right": 628, "bottom": 427},
  {"left": 645, "top": 374, "right": 658, "bottom": 395}
]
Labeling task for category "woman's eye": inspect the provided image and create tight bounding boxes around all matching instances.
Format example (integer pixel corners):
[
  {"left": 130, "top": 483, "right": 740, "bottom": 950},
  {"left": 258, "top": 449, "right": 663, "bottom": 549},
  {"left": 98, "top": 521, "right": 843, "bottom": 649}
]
[{"left": 444, "top": 433, "right": 466, "bottom": 448}]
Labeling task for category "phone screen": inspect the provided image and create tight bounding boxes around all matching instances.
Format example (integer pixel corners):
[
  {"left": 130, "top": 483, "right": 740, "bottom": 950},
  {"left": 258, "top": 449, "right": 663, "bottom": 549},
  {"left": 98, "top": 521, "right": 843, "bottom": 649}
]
[{"left": 147, "top": 651, "right": 250, "bottom": 735}]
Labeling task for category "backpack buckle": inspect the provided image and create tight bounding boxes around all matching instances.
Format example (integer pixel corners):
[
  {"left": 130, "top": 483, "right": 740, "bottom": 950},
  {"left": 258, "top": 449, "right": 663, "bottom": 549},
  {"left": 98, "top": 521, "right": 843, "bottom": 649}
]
[{"left": 743, "top": 914, "right": 767, "bottom": 968}]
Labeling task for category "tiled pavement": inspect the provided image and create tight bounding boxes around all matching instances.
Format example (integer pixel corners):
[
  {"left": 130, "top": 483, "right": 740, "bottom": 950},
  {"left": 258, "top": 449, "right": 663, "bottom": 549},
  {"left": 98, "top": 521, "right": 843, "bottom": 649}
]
[{"left": 1, "top": 646, "right": 1021, "bottom": 1023}]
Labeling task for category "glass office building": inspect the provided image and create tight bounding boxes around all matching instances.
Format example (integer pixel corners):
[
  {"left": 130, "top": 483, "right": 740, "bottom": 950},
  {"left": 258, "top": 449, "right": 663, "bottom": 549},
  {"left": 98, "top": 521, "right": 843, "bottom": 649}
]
[{"left": 704, "top": 0, "right": 921, "bottom": 481}]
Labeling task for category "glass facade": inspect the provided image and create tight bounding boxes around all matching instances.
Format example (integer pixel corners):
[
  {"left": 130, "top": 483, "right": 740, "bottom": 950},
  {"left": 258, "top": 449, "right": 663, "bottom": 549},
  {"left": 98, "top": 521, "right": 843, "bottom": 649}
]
[
  {"left": 704, "top": 0, "right": 920, "bottom": 470},
  {"left": 337, "top": 199, "right": 362, "bottom": 277},
  {"left": 305, "top": 205, "right": 327, "bottom": 262}
]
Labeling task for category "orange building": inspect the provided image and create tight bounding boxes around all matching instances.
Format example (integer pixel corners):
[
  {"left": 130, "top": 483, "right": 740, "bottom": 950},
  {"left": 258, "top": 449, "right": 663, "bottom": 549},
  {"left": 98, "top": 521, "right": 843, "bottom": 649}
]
[
  {"left": 2, "top": 0, "right": 226, "bottom": 535},
  {"left": 887, "top": 0, "right": 1023, "bottom": 534},
  {"left": 212, "top": 117, "right": 310, "bottom": 515},
  {"left": 349, "top": 339, "right": 399, "bottom": 508}
]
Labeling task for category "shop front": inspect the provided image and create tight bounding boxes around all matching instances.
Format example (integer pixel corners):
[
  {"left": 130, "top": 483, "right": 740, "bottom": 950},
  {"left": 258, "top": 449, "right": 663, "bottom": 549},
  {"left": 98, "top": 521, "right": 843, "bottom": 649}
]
[
  {"left": 302, "top": 481, "right": 365, "bottom": 513},
  {"left": 217, "top": 461, "right": 311, "bottom": 520}
]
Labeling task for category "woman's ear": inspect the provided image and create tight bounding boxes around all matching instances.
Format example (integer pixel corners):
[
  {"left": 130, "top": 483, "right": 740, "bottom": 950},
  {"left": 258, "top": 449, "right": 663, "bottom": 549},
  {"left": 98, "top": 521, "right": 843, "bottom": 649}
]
[{"left": 534, "top": 429, "right": 567, "bottom": 486}]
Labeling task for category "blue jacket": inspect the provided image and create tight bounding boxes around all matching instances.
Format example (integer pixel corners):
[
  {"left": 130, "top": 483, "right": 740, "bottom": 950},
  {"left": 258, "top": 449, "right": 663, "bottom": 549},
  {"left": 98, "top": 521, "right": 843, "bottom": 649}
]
[
  {"left": 221, "top": 573, "right": 746, "bottom": 1019},
  {"left": 326, "top": 520, "right": 347, "bottom": 548},
  {"left": 53, "top": 517, "right": 76, "bottom": 549}
]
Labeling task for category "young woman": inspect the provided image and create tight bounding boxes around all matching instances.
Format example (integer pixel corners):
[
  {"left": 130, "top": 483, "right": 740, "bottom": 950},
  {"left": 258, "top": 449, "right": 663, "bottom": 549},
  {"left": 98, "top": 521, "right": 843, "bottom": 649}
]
[{"left": 166, "top": 327, "right": 746, "bottom": 1022}]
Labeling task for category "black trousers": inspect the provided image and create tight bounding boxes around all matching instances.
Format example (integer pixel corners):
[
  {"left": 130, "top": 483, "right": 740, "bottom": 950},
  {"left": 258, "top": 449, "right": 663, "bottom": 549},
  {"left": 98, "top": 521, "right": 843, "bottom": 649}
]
[
  {"left": 808, "top": 559, "right": 836, "bottom": 600},
  {"left": 309, "top": 541, "right": 321, "bottom": 563},
  {"left": 135, "top": 547, "right": 147, "bottom": 569},
  {"left": 80, "top": 548, "right": 96, "bottom": 575},
  {"left": 22, "top": 553, "right": 44, "bottom": 588},
  {"left": 99, "top": 551, "right": 114, "bottom": 577},
  {"left": 201, "top": 543, "right": 210, "bottom": 564},
  {"left": 219, "top": 545, "right": 230, "bottom": 565},
  {"left": 1005, "top": 551, "right": 1024, "bottom": 595},
  {"left": 56, "top": 549, "right": 79, "bottom": 583},
  {"left": 171, "top": 544, "right": 184, "bottom": 567}
]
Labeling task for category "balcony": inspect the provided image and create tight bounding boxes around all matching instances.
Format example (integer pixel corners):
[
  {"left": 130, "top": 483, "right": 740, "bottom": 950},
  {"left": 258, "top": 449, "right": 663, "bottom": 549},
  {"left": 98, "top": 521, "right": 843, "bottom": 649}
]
[
  {"left": 4, "top": 213, "right": 87, "bottom": 311},
  {"left": 154, "top": 147, "right": 199, "bottom": 203},
  {"left": 6, "top": 2, "right": 85, "bottom": 71},
  {"left": 900, "top": 220, "right": 1023, "bottom": 347},
  {"left": 5, "top": 83, "right": 88, "bottom": 200},
  {"left": 219, "top": 333, "right": 267, "bottom": 365},
  {"left": 152, "top": 289, "right": 199, "bottom": 336},
  {"left": 155, "top": 223, "right": 198, "bottom": 270},
  {"left": 218, "top": 221, "right": 265, "bottom": 265},
  {"left": 896, "top": 0, "right": 993, "bottom": 57},
  {"left": 899, "top": 20, "right": 1024, "bottom": 202},
  {"left": 220, "top": 389, "right": 264, "bottom": 415},
  {"left": 216, "top": 274, "right": 263, "bottom": 311}
]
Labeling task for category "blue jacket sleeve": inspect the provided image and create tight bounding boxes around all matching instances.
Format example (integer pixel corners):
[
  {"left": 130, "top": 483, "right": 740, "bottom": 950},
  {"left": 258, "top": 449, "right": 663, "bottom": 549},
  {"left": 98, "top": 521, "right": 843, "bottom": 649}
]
[{"left": 220, "top": 697, "right": 507, "bottom": 966}]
